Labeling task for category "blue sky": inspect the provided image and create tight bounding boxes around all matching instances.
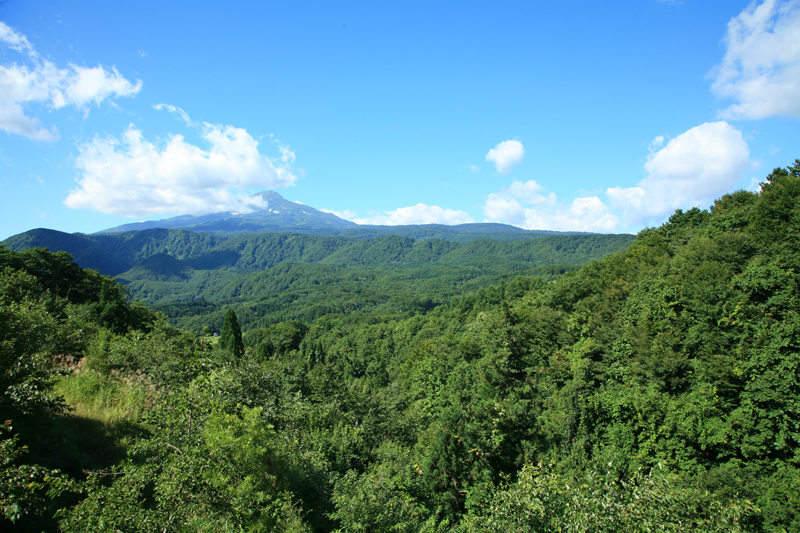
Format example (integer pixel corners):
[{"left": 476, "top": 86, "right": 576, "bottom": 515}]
[{"left": 1, "top": 0, "right": 798, "bottom": 240}]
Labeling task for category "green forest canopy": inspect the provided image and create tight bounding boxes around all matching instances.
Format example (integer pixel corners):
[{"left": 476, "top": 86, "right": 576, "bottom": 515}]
[
  {"left": 1, "top": 160, "right": 799, "bottom": 532},
  {"left": 3, "top": 226, "right": 635, "bottom": 333}
]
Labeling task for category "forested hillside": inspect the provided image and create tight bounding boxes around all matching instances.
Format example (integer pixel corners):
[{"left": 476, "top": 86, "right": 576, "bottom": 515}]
[
  {"left": 3, "top": 227, "right": 630, "bottom": 278},
  {"left": 4, "top": 228, "right": 634, "bottom": 332},
  {"left": 2, "top": 161, "right": 799, "bottom": 532},
  {"left": 127, "top": 233, "right": 632, "bottom": 332}
]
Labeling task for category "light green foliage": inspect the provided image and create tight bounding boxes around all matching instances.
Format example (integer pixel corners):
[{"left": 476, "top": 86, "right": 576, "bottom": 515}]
[
  {"left": 60, "top": 389, "right": 308, "bottom": 532},
  {"left": 202, "top": 407, "right": 276, "bottom": 494},
  {"left": 54, "top": 368, "right": 151, "bottom": 425},
  {"left": 457, "top": 463, "right": 758, "bottom": 533},
  {"left": 330, "top": 442, "right": 427, "bottom": 533},
  {"left": 82, "top": 322, "right": 217, "bottom": 389}
]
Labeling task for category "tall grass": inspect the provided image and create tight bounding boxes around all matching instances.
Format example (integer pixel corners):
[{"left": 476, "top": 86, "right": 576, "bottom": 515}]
[{"left": 54, "top": 368, "right": 152, "bottom": 425}]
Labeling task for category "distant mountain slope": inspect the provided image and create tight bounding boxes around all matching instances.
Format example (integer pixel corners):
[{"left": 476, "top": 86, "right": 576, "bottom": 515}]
[
  {"left": 2, "top": 227, "right": 635, "bottom": 278},
  {"left": 3, "top": 228, "right": 226, "bottom": 276},
  {"left": 97, "top": 191, "right": 358, "bottom": 235},
  {"left": 3, "top": 225, "right": 634, "bottom": 333},
  {"left": 119, "top": 232, "right": 634, "bottom": 330},
  {"left": 335, "top": 223, "right": 589, "bottom": 242},
  {"left": 94, "top": 190, "right": 590, "bottom": 240}
]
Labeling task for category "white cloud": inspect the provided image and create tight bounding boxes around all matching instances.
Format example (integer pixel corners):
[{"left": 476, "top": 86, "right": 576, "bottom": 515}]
[
  {"left": 278, "top": 143, "right": 296, "bottom": 165},
  {"left": 524, "top": 197, "right": 619, "bottom": 232},
  {"left": 648, "top": 135, "right": 665, "bottom": 153},
  {"left": 747, "top": 176, "right": 764, "bottom": 191},
  {"left": 353, "top": 204, "right": 474, "bottom": 225},
  {"left": 485, "top": 139, "right": 525, "bottom": 175},
  {"left": 484, "top": 195, "right": 527, "bottom": 226},
  {"left": 504, "top": 180, "right": 556, "bottom": 205},
  {"left": 0, "top": 21, "right": 141, "bottom": 141},
  {"left": 0, "top": 22, "right": 33, "bottom": 52},
  {"left": 486, "top": 122, "right": 750, "bottom": 232},
  {"left": 469, "top": 165, "right": 479, "bottom": 173},
  {"left": 320, "top": 208, "right": 359, "bottom": 220},
  {"left": 711, "top": 0, "right": 800, "bottom": 119},
  {"left": 153, "top": 103, "right": 193, "bottom": 125},
  {"left": 608, "top": 121, "right": 750, "bottom": 226},
  {"left": 484, "top": 180, "right": 619, "bottom": 232},
  {"left": 64, "top": 118, "right": 298, "bottom": 217}
]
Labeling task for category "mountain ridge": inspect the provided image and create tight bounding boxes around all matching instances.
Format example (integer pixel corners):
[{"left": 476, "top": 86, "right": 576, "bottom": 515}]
[
  {"left": 96, "top": 191, "right": 357, "bottom": 235},
  {"left": 94, "top": 190, "right": 598, "bottom": 239},
  {"left": 2, "top": 227, "right": 634, "bottom": 278}
]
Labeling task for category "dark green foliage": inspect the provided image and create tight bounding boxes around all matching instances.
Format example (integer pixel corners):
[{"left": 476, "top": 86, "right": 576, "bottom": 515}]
[
  {"left": 91, "top": 281, "right": 130, "bottom": 334},
  {"left": 3, "top": 227, "right": 632, "bottom": 336},
  {"left": 0, "top": 268, "right": 76, "bottom": 415},
  {"left": 0, "top": 246, "right": 105, "bottom": 305},
  {"left": 2, "top": 228, "right": 225, "bottom": 277},
  {"left": 220, "top": 309, "right": 244, "bottom": 359},
  {"left": 246, "top": 321, "right": 308, "bottom": 359},
  {"left": 3, "top": 226, "right": 634, "bottom": 277},
  {"left": 0, "top": 422, "right": 74, "bottom": 523}
]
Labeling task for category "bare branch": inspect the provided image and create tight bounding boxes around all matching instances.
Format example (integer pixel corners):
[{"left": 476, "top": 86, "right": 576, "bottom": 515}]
[
  {"left": 83, "top": 469, "right": 125, "bottom": 476},
  {"left": 158, "top": 442, "right": 183, "bottom": 454}
]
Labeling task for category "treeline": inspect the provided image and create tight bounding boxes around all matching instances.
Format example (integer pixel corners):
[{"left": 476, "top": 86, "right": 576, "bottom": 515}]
[{"left": 2, "top": 160, "right": 800, "bottom": 531}]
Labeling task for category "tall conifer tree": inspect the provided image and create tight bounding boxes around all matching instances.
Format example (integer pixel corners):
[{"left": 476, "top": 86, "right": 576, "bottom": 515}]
[{"left": 220, "top": 308, "right": 244, "bottom": 359}]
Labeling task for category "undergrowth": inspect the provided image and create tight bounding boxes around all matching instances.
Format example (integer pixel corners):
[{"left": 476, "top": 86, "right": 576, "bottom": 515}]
[{"left": 54, "top": 367, "right": 152, "bottom": 426}]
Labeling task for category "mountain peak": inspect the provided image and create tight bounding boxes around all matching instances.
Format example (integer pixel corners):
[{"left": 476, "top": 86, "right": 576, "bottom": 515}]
[
  {"left": 97, "top": 190, "right": 357, "bottom": 235},
  {"left": 251, "top": 190, "right": 286, "bottom": 206}
]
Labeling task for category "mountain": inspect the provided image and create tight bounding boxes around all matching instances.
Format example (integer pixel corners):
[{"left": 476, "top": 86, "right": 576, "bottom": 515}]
[
  {"left": 2, "top": 190, "right": 635, "bottom": 331},
  {"left": 336, "top": 223, "right": 590, "bottom": 242},
  {"left": 97, "top": 191, "right": 357, "bottom": 235},
  {"left": 2, "top": 225, "right": 635, "bottom": 332},
  {"left": 2, "top": 227, "right": 634, "bottom": 278},
  {"left": 95, "top": 190, "right": 593, "bottom": 240}
]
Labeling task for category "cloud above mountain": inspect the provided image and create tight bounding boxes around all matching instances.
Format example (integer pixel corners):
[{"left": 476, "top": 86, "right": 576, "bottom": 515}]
[
  {"left": 482, "top": 122, "right": 750, "bottom": 232},
  {"left": 65, "top": 112, "right": 297, "bottom": 217},
  {"left": 483, "top": 180, "right": 619, "bottom": 232},
  {"left": 352, "top": 204, "right": 474, "bottom": 225}
]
